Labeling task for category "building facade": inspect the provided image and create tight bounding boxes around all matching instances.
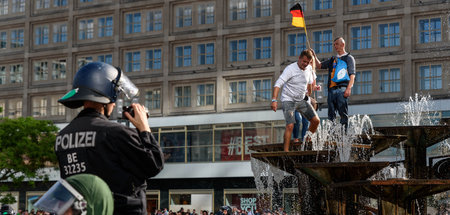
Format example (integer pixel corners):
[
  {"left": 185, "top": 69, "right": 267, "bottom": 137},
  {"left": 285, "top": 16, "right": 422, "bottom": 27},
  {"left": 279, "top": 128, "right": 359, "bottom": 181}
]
[{"left": 1, "top": 0, "right": 449, "bottom": 213}]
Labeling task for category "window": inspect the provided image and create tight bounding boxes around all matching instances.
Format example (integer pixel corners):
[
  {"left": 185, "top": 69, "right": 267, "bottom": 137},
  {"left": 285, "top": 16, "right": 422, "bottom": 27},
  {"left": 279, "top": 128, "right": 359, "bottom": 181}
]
[
  {"left": 147, "top": 10, "right": 162, "bottom": 31},
  {"left": 254, "top": 0, "right": 271, "bottom": 17},
  {"left": 97, "top": 54, "right": 112, "bottom": 65},
  {"left": 35, "top": 25, "right": 49, "bottom": 45},
  {"left": 98, "top": 17, "right": 113, "bottom": 38},
  {"left": 313, "top": 30, "right": 332, "bottom": 53},
  {"left": 32, "top": 96, "right": 47, "bottom": 117},
  {"left": 252, "top": 79, "right": 271, "bottom": 102},
  {"left": 352, "top": 0, "right": 370, "bottom": 5},
  {"left": 197, "top": 84, "right": 214, "bottom": 106},
  {"left": 353, "top": 71, "right": 372, "bottom": 95},
  {"left": 34, "top": 61, "right": 48, "bottom": 81},
  {"left": 198, "top": 3, "right": 214, "bottom": 25},
  {"left": 379, "top": 68, "right": 400, "bottom": 92},
  {"left": 78, "top": 19, "right": 94, "bottom": 40},
  {"left": 314, "top": 0, "right": 332, "bottom": 10},
  {"left": 10, "top": 64, "right": 22, "bottom": 83},
  {"left": 125, "top": 12, "right": 141, "bottom": 34},
  {"left": 229, "top": 40, "right": 247, "bottom": 62},
  {"left": 10, "top": 29, "right": 23, "bottom": 48},
  {"left": 420, "top": 65, "right": 442, "bottom": 90},
  {"left": 50, "top": 95, "right": 65, "bottom": 116},
  {"left": 379, "top": 0, "right": 393, "bottom": 1},
  {"left": 77, "top": 56, "right": 93, "bottom": 68},
  {"left": 125, "top": 51, "right": 141, "bottom": 72},
  {"left": 145, "top": 89, "right": 161, "bottom": 110},
  {"left": 198, "top": 43, "right": 214, "bottom": 65},
  {"left": 0, "top": 0, "right": 7, "bottom": 15},
  {"left": 175, "top": 86, "right": 191, "bottom": 108},
  {"left": 146, "top": 49, "right": 162, "bottom": 70},
  {"left": 351, "top": 25, "right": 371, "bottom": 50},
  {"left": 379, "top": 22, "right": 399, "bottom": 47},
  {"left": 53, "top": 23, "right": 67, "bottom": 43},
  {"left": 175, "top": 46, "right": 192, "bottom": 67},
  {"left": 80, "top": 0, "right": 93, "bottom": 2},
  {"left": 1, "top": 31, "right": 7, "bottom": 49},
  {"left": 8, "top": 99, "right": 22, "bottom": 118},
  {"left": 12, "top": 0, "right": 24, "bottom": 13},
  {"left": 288, "top": 33, "right": 306, "bottom": 57},
  {"left": 0, "top": 66, "right": 5, "bottom": 84},
  {"left": 419, "top": 18, "right": 441, "bottom": 43},
  {"left": 224, "top": 190, "right": 271, "bottom": 211},
  {"left": 52, "top": 59, "right": 66, "bottom": 80},
  {"left": 36, "top": 0, "right": 50, "bottom": 10},
  {"left": 54, "top": 0, "right": 67, "bottom": 7},
  {"left": 229, "top": 81, "right": 247, "bottom": 104},
  {"left": 253, "top": 37, "right": 271, "bottom": 59},
  {"left": 0, "top": 101, "right": 4, "bottom": 118},
  {"left": 230, "top": 0, "right": 248, "bottom": 21},
  {"left": 0, "top": 64, "right": 23, "bottom": 85},
  {"left": 176, "top": 6, "right": 192, "bottom": 28}
]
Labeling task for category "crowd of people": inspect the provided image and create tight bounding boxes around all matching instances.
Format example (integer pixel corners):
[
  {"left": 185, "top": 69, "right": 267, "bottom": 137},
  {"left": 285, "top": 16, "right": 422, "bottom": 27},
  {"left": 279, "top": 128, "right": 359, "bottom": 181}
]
[{"left": 151, "top": 207, "right": 288, "bottom": 215}]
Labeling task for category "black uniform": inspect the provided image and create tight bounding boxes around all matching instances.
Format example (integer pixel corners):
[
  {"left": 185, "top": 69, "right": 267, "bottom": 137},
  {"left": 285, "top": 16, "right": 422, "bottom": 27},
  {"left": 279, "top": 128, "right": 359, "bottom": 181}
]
[{"left": 55, "top": 108, "right": 164, "bottom": 215}]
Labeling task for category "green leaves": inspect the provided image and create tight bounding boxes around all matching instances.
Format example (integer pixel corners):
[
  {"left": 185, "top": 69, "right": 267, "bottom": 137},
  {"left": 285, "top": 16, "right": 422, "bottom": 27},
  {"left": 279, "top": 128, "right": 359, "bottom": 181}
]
[{"left": 0, "top": 117, "right": 58, "bottom": 204}]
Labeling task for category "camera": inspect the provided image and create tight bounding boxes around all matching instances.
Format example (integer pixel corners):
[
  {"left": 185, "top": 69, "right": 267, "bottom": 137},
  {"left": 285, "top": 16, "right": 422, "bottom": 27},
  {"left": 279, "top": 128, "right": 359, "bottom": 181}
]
[
  {"left": 116, "top": 98, "right": 149, "bottom": 119},
  {"left": 122, "top": 106, "right": 135, "bottom": 118},
  {"left": 121, "top": 105, "right": 149, "bottom": 119}
]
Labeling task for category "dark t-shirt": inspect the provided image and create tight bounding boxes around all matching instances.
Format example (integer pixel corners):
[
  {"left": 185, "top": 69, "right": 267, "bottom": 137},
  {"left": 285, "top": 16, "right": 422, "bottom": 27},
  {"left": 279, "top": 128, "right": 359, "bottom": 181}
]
[{"left": 321, "top": 54, "right": 356, "bottom": 88}]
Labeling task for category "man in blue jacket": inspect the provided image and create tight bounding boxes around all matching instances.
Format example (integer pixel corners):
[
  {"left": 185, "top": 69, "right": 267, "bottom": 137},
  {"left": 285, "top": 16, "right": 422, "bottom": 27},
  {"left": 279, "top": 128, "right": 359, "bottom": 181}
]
[{"left": 311, "top": 37, "right": 356, "bottom": 128}]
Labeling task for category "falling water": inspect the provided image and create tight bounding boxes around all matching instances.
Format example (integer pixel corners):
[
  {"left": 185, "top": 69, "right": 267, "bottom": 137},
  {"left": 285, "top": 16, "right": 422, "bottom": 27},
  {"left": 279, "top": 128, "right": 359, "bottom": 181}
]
[
  {"left": 304, "top": 114, "right": 374, "bottom": 162},
  {"left": 402, "top": 93, "right": 437, "bottom": 126}
]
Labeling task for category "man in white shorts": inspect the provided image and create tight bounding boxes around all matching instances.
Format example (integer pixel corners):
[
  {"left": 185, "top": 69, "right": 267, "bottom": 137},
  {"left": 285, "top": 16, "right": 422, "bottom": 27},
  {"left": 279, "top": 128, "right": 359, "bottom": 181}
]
[{"left": 271, "top": 49, "right": 320, "bottom": 152}]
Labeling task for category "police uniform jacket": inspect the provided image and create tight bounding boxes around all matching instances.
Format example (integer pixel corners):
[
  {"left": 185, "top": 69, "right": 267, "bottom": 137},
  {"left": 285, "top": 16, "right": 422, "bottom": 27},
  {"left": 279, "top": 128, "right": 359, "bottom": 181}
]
[{"left": 55, "top": 108, "right": 164, "bottom": 214}]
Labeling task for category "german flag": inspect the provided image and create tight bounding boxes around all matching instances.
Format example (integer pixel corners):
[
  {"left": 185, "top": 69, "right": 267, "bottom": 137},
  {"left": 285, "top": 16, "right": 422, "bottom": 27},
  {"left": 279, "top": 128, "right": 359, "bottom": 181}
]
[{"left": 290, "top": 3, "right": 305, "bottom": 28}]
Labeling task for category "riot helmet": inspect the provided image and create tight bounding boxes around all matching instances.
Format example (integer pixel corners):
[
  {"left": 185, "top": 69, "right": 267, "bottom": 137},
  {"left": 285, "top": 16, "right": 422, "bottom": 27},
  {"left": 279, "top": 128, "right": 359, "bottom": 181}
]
[
  {"left": 59, "top": 62, "right": 139, "bottom": 109},
  {"left": 34, "top": 174, "right": 114, "bottom": 215}
]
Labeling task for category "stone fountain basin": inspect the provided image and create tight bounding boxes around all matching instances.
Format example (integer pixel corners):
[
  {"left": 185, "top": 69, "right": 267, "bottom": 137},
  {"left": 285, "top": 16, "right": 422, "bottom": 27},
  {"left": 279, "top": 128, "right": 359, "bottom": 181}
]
[
  {"left": 294, "top": 161, "right": 391, "bottom": 185},
  {"left": 374, "top": 125, "right": 450, "bottom": 148},
  {"left": 330, "top": 179, "right": 450, "bottom": 208}
]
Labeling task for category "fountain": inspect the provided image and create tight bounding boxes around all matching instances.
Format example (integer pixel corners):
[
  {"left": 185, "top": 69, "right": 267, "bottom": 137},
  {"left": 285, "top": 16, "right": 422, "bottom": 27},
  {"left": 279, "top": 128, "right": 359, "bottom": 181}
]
[{"left": 250, "top": 94, "right": 450, "bottom": 214}]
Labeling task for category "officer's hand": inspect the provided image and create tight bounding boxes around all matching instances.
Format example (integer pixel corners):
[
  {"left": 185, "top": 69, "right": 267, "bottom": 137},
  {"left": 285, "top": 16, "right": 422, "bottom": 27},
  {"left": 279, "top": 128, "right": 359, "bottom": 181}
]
[{"left": 125, "top": 103, "right": 151, "bottom": 132}]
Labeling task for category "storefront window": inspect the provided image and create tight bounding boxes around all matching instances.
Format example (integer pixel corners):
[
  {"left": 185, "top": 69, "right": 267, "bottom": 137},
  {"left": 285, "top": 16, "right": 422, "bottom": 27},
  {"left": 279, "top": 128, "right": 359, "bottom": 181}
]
[
  {"left": 146, "top": 191, "right": 160, "bottom": 215},
  {"left": 242, "top": 122, "right": 272, "bottom": 160},
  {"left": 161, "top": 128, "right": 186, "bottom": 163},
  {"left": 169, "top": 190, "right": 213, "bottom": 212},
  {"left": 224, "top": 190, "right": 271, "bottom": 212},
  {"left": 187, "top": 125, "right": 213, "bottom": 162},
  {"left": 214, "top": 124, "right": 243, "bottom": 161}
]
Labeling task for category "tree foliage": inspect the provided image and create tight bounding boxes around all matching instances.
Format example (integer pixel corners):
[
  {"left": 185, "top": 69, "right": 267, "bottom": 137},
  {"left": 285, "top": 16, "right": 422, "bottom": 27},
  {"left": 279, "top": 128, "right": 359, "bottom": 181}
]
[{"left": 0, "top": 115, "right": 58, "bottom": 204}]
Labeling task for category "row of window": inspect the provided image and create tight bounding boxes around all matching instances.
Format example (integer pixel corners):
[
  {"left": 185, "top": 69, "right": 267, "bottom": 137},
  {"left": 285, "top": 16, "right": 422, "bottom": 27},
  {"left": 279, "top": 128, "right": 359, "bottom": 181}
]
[
  {"left": 0, "top": 77, "right": 272, "bottom": 117},
  {"left": 0, "top": 63, "right": 445, "bottom": 120},
  {"left": 1, "top": 18, "right": 447, "bottom": 61},
  {"left": 316, "top": 64, "right": 443, "bottom": 96}
]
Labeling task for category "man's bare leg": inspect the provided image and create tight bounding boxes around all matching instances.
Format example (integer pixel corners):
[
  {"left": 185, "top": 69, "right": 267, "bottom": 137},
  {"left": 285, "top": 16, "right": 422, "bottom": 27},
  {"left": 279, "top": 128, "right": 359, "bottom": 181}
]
[{"left": 284, "top": 123, "right": 294, "bottom": 152}]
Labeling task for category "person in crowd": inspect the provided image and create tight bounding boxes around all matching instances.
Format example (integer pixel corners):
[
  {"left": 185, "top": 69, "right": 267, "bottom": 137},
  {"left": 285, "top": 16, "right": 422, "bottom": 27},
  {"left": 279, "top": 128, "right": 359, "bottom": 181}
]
[
  {"left": 34, "top": 174, "right": 114, "bottom": 215},
  {"left": 55, "top": 62, "right": 164, "bottom": 214},
  {"left": 271, "top": 50, "right": 320, "bottom": 151},
  {"left": 311, "top": 37, "right": 356, "bottom": 128}
]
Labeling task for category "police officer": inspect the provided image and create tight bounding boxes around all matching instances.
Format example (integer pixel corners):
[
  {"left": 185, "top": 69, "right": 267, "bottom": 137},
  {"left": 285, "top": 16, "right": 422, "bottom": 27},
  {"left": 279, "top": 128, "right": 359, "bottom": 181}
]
[
  {"left": 56, "top": 62, "right": 164, "bottom": 214},
  {"left": 34, "top": 174, "right": 114, "bottom": 215}
]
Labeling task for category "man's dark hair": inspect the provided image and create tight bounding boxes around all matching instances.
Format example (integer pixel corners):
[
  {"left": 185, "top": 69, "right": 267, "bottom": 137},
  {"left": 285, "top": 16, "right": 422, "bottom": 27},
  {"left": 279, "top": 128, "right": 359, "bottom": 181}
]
[{"left": 300, "top": 49, "right": 313, "bottom": 60}]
